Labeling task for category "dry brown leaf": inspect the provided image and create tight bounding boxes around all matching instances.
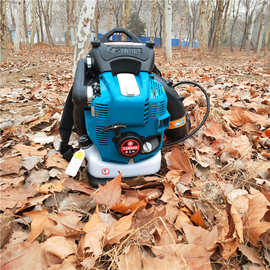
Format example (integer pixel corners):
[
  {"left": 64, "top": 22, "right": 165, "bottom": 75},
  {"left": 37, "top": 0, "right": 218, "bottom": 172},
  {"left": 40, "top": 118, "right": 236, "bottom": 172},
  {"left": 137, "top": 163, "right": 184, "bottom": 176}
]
[
  {"left": 168, "top": 147, "right": 194, "bottom": 175},
  {"left": 28, "top": 112, "right": 52, "bottom": 128},
  {"left": 174, "top": 209, "right": 192, "bottom": 230},
  {"left": 38, "top": 180, "right": 64, "bottom": 194},
  {"left": 151, "top": 243, "right": 212, "bottom": 270},
  {"left": 46, "top": 153, "right": 68, "bottom": 170},
  {"left": 190, "top": 208, "right": 206, "bottom": 228},
  {"left": 13, "top": 144, "right": 47, "bottom": 157},
  {"left": 220, "top": 237, "right": 239, "bottom": 259},
  {"left": 44, "top": 211, "right": 83, "bottom": 237},
  {"left": 0, "top": 185, "right": 37, "bottom": 211},
  {"left": 238, "top": 244, "right": 262, "bottom": 265},
  {"left": 223, "top": 135, "right": 252, "bottom": 160},
  {"left": 118, "top": 245, "right": 143, "bottom": 270},
  {"left": 42, "top": 236, "right": 76, "bottom": 267},
  {"left": 0, "top": 175, "right": 24, "bottom": 190},
  {"left": 182, "top": 222, "right": 218, "bottom": 251},
  {"left": 0, "top": 157, "right": 22, "bottom": 176},
  {"left": 106, "top": 211, "right": 135, "bottom": 245},
  {"left": 25, "top": 208, "right": 49, "bottom": 242},
  {"left": 244, "top": 190, "right": 270, "bottom": 247},
  {"left": 63, "top": 177, "right": 94, "bottom": 195},
  {"left": 79, "top": 209, "right": 107, "bottom": 258},
  {"left": 226, "top": 107, "right": 270, "bottom": 127},
  {"left": 230, "top": 204, "right": 244, "bottom": 242},
  {"left": 0, "top": 241, "right": 44, "bottom": 270},
  {"left": 160, "top": 181, "right": 179, "bottom": 204},
  {"left": 203, "top": 120, "right": 226, "bottom": 140},
  {"left": 93, "top": 174, "right": 122, "bottom": 208}
]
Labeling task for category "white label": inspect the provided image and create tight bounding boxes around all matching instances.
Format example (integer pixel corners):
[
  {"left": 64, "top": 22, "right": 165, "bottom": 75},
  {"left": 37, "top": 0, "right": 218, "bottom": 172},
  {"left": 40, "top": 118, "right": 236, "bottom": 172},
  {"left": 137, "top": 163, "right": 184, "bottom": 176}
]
[
  {"left": 65, "top": 150, "right": 85, "bottom": 177},
  {"left": 117, "top": 73, "right": 140, "bottom": 96}
]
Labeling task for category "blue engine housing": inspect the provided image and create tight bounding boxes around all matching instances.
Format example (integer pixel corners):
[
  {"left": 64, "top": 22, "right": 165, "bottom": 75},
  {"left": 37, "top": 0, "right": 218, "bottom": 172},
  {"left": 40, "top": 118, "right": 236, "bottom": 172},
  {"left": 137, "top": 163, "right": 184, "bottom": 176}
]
[{"left": 84, "top": 71, "right": 170, "bottom": 164}]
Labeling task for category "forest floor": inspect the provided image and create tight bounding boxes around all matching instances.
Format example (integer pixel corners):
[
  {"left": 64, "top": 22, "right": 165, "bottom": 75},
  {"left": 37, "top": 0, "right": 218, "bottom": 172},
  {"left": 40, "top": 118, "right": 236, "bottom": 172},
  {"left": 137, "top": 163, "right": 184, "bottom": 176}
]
[{"left": 0, "top": 45, "right": 270, "bottom": 270}]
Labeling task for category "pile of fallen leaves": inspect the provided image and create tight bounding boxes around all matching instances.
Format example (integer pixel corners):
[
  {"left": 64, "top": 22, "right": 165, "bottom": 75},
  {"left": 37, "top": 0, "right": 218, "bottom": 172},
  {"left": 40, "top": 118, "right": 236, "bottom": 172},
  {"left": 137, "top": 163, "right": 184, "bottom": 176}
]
[{"left": 0, "top": 46, "right": 269, "bottom": 270}]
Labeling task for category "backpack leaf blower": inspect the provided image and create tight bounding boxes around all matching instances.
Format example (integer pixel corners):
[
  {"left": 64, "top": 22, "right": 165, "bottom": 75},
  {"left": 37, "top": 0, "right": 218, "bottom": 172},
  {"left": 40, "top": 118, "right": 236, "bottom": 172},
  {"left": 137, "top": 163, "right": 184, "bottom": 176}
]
[{"left": 67, "top": 28, "right": 210, "bottom": 186}]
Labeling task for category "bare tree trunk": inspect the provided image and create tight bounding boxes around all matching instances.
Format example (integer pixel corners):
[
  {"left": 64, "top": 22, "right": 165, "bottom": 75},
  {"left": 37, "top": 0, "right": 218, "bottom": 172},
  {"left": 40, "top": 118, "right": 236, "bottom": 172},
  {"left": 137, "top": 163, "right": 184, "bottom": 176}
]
[
  {"left": 221, "top": 0, "right": 231, "bottom": 46},
  {"left": 73, "top": 0, "right": 96, "bottom": 75},
  {"left": 122, "top": 0, "right": 131, "bottom": 40},
  {"left": 94, "top": 0, "right": 100, "bottom": 40},
  {"left": 9, "top": 1, "right": 16, "bottom": 28},
  {"left": 0, "top": 0, "right": 8, "bottom": 62},
  {"left": 214, "top": 0, "right": 224, "bottom": 54},
  {"left": 30, "top": 0, "right": 37, "bottom": 47},
  {"left": 41, "top": 0, "right": 54, "bottom": 45},
  {"left": 23, "top": 0, "right": 29, "bottom": 47},
  {"left": 150, "top": 0, "right": 157, "bottom": 42},
  {"left": 14, "top": 1, "right": 25, "bottom": 51},
  {"left": 230, "top": 0, "right": 241, "bottom": 51},
  {"left": 107, "top": 0, "right": 113, "bottom": 31},
  {"left": 65, "top": 0, "right": 72, "bottom": 47},
  {"left": 257, "top": 1, "right": 267, "bottom": 54},
  {"left": 199, "top": 0, "right": 207, "bottom": 55},
  {"left": 163, "top": 0, "right": 172, "bottom": 62},
  {"left": 264, "top": 3, "right": 270, "bottom": 53},
  {"left": 37, "top": 0, "right": 44, "bottom": 42}
]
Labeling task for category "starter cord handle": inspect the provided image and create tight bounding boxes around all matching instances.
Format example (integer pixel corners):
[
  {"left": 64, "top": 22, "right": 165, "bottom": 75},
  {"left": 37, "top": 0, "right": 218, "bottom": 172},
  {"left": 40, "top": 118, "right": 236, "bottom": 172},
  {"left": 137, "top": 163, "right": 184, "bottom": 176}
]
[{"left": 164, "top": 81, "right": 210, "bottom": 147}]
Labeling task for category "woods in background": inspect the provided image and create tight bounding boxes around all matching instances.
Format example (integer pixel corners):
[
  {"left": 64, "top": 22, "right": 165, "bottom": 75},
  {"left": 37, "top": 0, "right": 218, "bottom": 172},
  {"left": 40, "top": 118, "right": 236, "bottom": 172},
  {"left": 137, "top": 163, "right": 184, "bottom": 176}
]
[{"left": 0, "top": 0, "right": 270, "bottom": 64}]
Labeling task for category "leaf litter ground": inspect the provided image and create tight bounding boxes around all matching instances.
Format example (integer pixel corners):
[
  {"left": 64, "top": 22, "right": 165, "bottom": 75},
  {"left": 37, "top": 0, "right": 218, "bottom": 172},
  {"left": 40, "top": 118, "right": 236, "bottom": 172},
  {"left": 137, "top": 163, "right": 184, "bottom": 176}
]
[{"left": 0, "top": 46, "right": 269, "bottom": 270}]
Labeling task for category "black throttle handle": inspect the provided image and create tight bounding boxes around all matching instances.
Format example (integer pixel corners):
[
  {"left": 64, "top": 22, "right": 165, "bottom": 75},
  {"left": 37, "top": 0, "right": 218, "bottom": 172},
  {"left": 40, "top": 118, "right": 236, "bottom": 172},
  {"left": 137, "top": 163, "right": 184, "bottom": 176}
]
[{"left": 99, "top": 27, "right": 141, "bottom": 43}]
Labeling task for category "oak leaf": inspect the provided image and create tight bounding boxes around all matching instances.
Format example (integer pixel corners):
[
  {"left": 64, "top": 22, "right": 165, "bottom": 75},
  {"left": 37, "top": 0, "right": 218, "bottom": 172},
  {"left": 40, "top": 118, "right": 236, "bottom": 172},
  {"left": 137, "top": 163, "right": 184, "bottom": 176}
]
[{"left": 93, "top": 174, "right": 122, "bottom": 208}]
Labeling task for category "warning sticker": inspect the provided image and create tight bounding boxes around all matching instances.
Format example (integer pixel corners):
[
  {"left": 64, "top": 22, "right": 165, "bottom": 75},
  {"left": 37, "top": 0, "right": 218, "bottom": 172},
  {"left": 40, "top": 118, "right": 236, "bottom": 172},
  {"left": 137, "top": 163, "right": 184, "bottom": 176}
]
[{"left": 168, "top": 116, "right": 186, "bottom": 129}]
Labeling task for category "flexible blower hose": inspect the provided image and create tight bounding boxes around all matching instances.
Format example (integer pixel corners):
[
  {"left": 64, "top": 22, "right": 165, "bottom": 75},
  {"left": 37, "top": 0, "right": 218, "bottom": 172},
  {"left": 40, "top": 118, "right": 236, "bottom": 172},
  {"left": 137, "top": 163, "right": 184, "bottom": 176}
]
[{"left": 164, "top": 81, "right": 210, "bottom": 147}]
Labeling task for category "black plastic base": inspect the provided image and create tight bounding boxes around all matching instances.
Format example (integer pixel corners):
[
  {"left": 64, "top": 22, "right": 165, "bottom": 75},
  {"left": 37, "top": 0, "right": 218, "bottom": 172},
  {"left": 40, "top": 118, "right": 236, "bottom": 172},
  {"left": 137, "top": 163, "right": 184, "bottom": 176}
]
[{"left": 87, "top": 171, "right": 113, "bottom": 187}]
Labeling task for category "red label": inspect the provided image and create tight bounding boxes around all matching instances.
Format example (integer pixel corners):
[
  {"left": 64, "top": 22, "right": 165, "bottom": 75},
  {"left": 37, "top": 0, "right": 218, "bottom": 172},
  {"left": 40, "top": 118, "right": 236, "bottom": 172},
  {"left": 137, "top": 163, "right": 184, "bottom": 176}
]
[
  {"left": 120, "top": 139, "right": 140, "bottom": 157},
  {"left": 101, "top": 168, "right": 110, "bottom": 175}
]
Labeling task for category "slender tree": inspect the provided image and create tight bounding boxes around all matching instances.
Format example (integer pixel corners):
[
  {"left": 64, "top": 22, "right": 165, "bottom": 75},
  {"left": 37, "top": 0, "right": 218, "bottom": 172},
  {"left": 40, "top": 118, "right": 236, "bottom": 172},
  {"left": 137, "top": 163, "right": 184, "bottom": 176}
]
[
  {"left": 73, "top": 0, "right": 97, "bottom": 75},
  {"left": 199, "top": 0, "right": 208, "bottom": 54},
  {"left": 257, "top": 1, "right": 267, "bottom": 53},
  {"left": 0, "top": 0, "right": 8, "bottom": 62},
  {"left": 37, "top": 0, "right": 44, "bottom": 43},
  {"left": 221, "top": 0, "right": 231, "bottom": 45},
  {"left": 150, "top": 0, "right": 157, "bottom": 42},
  {"left": 163, "top": 0, "right": 172, "bottom": 62},
  {"left": 14, "top": 1, "right": 25, "bottom": 51},
  {"left": 264, "top": 3, "right": 270, "bottom": 53},
  {"left": 41, "top": 0, "right": 54, "bottom": 45},
  {"left": 30, "top": 0, "right": 37, "bottom": 46},
  {"left": 65, "top": 0, "right": 72, "bottom": 47},
  {"left": 94, "top": 0, "right": 100, "bottom": 39},
  {"left": 214, "top": 0, "right": 224, "bottom": 54},
  {"left": 23, "top": 0, "right": 29, "bottom": 47},
  {"left": 230, "top": 0, "right": 241, "bottom": 51}
]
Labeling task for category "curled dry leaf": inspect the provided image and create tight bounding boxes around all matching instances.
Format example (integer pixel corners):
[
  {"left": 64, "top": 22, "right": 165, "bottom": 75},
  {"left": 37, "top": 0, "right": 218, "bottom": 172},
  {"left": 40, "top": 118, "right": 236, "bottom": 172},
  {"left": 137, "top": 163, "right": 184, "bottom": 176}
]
[
  {"left": 0, "top": 185, "right": 37, "bottom": 211},
  {"left": 238, "top": 244, "right": 262, "bottom": 265},
  {"left": 63, "top": 177, "right": 94, "bottom": 195},
  {"left": 79, "top": 209, "right": 108, "bottom": 259},
  {"left": 118, "top": 245, "right": 142, "bottom": 270},
  {"left": 0, "top": 157, "right": 22, "bottom": 176},
  {"left": 25, "top": 208, "right": 49, "bottom": 242},
  {"left": 226, "top": 107, "right": 270, "bottom": 127},
  {"left": 93, "top": 174, "right": 122, "bottom": 208},
  {"left": 244, "top": 190, "right": 270, "bottom": 247},
  {"left": 182, "top": 222, "right": 218, "bottom": 251},
  {"left": 13, "top": 144, "right": 47, "bottom": 157},
  {"left": 42, "top": 236, "right": 76, "bottom": 267},
  {"left": 106, "top": 210, "right": 135, "bottom": 245},
  {"left": 45, "top": 153, "right": 68, "bottom": 170},
  {"left": 38, "top": 180, "right": 64, "bottom": 194},
  {"left": 168, "top": 147, "right": 194, "bottom": 176},
  {"left": 0, "top": 242, "right": 44, "bottom": 270}
]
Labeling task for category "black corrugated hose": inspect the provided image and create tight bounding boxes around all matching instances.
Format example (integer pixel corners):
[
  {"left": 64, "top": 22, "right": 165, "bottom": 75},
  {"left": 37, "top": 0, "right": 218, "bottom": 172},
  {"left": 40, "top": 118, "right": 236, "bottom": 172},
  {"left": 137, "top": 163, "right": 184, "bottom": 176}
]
[{"left": 164, "top": 81, "right": 210, "bottom": 147}]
